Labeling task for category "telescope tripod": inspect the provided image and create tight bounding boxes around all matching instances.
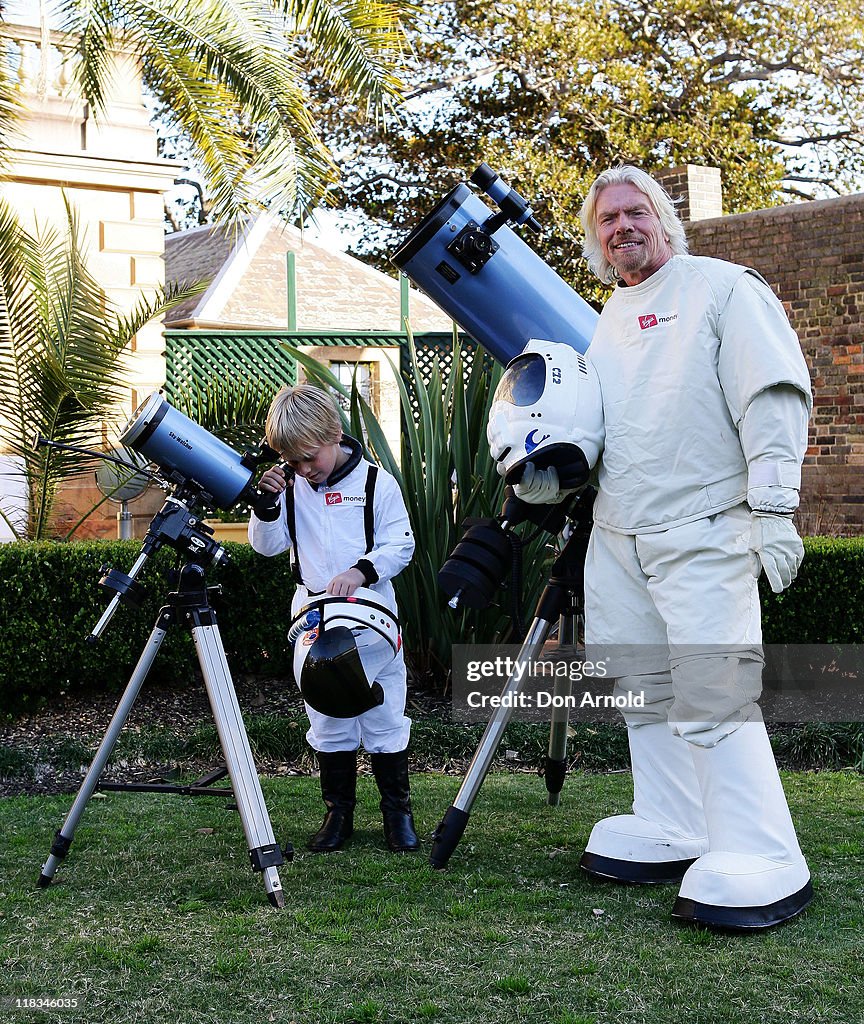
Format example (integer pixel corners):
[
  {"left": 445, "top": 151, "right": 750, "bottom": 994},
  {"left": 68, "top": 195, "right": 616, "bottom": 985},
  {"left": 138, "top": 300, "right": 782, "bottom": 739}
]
[
  {"left": 430, "top": 496, "right": 592, "bottom": 869},
  {"left": 38, "top": 552, "right": 290, "bottom": 908}
]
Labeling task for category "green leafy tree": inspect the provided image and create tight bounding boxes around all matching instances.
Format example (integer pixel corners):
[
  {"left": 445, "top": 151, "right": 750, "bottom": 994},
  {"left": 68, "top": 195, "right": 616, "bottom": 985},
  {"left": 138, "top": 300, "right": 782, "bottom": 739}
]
[
  {"left": 0, "top": 199, "right": 200, "bottom": 540},
  {"left": 321, "top": 0, "right": 864, "bottom": 297},
  {"left": 1, "top": 1, "right": 415, "bottom": 223}
]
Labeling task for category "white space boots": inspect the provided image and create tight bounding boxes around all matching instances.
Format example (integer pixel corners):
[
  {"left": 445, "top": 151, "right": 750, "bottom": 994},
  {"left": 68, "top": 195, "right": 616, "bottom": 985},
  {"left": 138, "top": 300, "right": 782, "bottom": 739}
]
[
  {"left": 580, "top": 720, "right": 813, "bottom": 930},
  {"left": 580, "top": 722, "right": 709, "bottom": 883}
]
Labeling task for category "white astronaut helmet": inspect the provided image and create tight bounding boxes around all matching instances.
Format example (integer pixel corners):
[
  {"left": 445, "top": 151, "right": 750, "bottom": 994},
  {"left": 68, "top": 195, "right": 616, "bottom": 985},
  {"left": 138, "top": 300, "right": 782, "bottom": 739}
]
[
  {"left": 288, "top": 588, "right": 401, "bottom": 718},
  {"left": 487, "top": 339, "right": 604, "bottom": 491}
]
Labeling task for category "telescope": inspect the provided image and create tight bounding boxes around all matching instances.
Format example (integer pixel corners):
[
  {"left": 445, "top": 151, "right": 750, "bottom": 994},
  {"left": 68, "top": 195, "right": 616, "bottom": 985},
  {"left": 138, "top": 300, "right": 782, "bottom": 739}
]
[
  {"left": 72, "top": 393, "right": 279, "bottom": 636},
  {"left": 38, "top": 394, "right": 291, "bottom": 907},
  {"left": 118, "top": 391, "right": 277, "bottom": 512},
  {"left": 392, "top": 162, "right": 598, "bottom": 363},
  {"left": 392, "top": 165, "right": 601, "bottom": 868}
]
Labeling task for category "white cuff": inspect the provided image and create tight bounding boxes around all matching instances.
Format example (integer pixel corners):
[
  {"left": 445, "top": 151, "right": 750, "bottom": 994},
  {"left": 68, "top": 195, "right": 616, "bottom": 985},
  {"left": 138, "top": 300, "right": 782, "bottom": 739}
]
[
  {"left": 747, "top": 484, "right": 800, "bottom": 513},
  {"left": 747, "top": 461, "right": 801, "bottom": 490}
]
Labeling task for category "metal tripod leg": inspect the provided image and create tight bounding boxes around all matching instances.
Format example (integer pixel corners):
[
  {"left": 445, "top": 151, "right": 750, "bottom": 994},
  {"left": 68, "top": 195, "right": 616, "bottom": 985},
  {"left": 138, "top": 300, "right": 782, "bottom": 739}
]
[
  {"left": 192, "top": 622, "right": 286, "bottom": 907},
  {"left": 38, "top": 614, "right": 171, "bottom": 887},
  {"left": 39, "top": 567, "right": 289, "bottom": 908},
  {"left": 429, "top": 616, "right": 553, "bottom": 868},
  {"left": 544, "top": 610, "right": 576, "bottom": 806},
  {"left": 430, "top": 504, "right": 593, "bottom": 870}
]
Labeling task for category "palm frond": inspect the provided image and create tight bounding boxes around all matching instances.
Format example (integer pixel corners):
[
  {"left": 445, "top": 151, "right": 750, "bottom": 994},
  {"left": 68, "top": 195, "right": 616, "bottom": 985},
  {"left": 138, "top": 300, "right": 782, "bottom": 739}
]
[
  {"left": 0, "top": 198, "right": 204, "bottom": 538},
  {"left": 0, "top": 47, "right": 26, "bottom": 161},
  {"left": 282, "top": 0, "right": 413, "bottom": 114},
  {"left": 40, "top": 0, "right": 415, "bottom": 220}
]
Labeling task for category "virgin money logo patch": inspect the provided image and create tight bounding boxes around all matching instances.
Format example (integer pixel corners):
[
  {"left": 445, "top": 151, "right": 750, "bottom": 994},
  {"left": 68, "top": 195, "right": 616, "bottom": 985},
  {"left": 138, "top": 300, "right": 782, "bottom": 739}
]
[
  {"left": 324, "top": 492, "right": 366, "bottom": 506},
  {"left": 639, "top": 311, "right": 679, "bottom": 330}
]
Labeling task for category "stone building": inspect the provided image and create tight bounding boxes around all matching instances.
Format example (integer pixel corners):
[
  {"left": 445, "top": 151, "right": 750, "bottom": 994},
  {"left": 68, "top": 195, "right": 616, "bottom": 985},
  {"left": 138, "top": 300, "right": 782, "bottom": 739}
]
[{"left": 0, "top": 16, "right": 180, "bottom": 540}]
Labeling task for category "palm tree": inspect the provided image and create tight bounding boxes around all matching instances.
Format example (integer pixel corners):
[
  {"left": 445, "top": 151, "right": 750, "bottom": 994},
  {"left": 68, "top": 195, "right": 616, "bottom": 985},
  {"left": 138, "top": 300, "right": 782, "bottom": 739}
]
[
  {"left": 0, "top": 2, "right": 413, "bottom": 538},
  {"left": 0, "top": 197, "right": 201, "bottom": 539},
  {"left": 1, "top": 0, "right": 413, "bottom": 223}
]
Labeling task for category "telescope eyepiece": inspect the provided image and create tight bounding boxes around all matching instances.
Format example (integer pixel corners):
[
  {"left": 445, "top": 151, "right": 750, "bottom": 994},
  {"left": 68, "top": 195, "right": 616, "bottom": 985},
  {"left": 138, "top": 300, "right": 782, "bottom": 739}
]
[
  {"left": 470, "top": 162, "right": 498, "bottom": 191},
  {"left": 447, "top": 221, "right": 500, "bottom": 275}
]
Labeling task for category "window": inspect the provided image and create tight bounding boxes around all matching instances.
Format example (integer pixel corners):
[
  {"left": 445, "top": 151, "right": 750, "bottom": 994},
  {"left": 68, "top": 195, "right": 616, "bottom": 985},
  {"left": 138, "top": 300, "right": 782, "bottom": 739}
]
[{"left": 329, "top": 360, "right": 377, "bottom": 414}]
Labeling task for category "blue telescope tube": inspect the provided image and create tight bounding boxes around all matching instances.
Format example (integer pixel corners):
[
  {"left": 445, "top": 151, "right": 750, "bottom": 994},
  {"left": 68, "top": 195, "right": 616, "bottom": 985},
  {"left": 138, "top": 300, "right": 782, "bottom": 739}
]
[
  {"left": 120, "top": 393, "right": 254, "bottom": 510},
  {"left": 392, "top": 183, "right": 598, "bottom": 364}
]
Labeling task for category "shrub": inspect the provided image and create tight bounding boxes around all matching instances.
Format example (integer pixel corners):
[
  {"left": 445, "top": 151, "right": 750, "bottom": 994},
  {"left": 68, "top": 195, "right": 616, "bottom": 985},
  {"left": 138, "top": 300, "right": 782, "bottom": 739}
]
[
  {"left": 0, "top": 539, "right": 295, "bottom": 712},
  {"left": 760, "top": 536, "right": 864, "bottom": 643},
  {"left": 4, "top": 530, "right": 863, "bottom": 714}
]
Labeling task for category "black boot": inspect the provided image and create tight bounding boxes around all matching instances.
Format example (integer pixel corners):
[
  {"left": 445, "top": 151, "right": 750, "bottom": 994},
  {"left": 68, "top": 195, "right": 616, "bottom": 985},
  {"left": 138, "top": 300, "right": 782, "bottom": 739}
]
[
  {"left": 308, "top": 750, "right": 357, "bottom": 853},
  {"left": 370, "top": 750, "right": 420, "bottom": 852}
]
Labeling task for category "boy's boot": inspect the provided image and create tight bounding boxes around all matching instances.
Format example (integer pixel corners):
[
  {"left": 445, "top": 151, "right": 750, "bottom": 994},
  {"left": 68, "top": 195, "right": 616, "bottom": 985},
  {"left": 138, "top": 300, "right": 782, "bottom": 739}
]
[
  {"left": 308, "top": 750, "right": 357, "bottom": 853},
  {"left": 370, "top": 749, "right": 420, "bottom": 852}
]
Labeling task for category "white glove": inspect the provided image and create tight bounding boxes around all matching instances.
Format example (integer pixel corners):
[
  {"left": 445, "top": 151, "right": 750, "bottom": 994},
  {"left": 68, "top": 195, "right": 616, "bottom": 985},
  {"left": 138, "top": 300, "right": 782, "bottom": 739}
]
[
  {"left": 513, "top": 463, "right": 564, "bottom": 505},
  {"left": 748, "top": 512, "right": 804, "bottom": 593}
]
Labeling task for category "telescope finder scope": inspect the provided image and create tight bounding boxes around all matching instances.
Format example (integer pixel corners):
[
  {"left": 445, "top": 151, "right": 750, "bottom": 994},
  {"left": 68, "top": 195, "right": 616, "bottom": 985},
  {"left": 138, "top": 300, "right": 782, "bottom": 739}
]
[{"left": 470, "top": 162, "right": 541, "bottom": 233}]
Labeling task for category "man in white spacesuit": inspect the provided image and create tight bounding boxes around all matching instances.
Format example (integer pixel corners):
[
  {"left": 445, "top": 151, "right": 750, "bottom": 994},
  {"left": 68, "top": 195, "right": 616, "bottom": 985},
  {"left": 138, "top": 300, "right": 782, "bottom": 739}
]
[{"left": 516, "top": 165, "right": 813, "bottom": 929}]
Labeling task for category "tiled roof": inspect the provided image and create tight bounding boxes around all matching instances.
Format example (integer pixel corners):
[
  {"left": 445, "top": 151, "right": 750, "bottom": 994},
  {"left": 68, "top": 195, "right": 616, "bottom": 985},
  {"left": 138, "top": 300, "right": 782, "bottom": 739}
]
[{"left": 164, "top": 214, "right": 453, "bottom": 333}]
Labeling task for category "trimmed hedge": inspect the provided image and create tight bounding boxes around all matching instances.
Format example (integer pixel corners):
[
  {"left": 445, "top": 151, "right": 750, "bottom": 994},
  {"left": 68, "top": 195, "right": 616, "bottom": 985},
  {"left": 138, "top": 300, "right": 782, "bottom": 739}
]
[
  {"left": 1, "top": 536, "right": 863, "bottom": 713},
  {"left": 0, "top": 540, "right": 295, "bottom": 711},
  {"left": 760, "top": 536, "right": 864, "bottom": 643}
]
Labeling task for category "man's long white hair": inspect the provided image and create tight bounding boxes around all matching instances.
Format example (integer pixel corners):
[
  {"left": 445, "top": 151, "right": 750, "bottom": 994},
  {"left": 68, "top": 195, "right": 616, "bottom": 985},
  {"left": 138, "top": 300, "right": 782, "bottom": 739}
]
[{"left": 580, "top": 165, "right": 689, "bottom": 284}]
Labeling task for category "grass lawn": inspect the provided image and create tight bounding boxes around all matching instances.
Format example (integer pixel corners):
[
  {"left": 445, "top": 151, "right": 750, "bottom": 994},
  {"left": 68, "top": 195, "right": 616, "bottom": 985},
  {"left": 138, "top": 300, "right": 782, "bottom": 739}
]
[{"left": 1, "top": 771, "right": 862, "bottom": 1024}]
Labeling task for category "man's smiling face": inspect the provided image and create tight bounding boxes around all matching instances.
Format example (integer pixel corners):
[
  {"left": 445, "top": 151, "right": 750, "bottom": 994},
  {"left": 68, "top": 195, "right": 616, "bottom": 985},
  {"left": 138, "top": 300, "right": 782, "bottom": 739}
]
[{"left": 595, "top": 182, "right": 674, "bottom": 286}]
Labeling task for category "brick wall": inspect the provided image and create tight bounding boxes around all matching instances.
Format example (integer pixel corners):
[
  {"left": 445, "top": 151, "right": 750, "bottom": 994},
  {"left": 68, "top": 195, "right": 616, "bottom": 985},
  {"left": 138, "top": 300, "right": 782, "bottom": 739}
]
[{"left": 683, "top": 194, "right": 864, "bottom": 535}]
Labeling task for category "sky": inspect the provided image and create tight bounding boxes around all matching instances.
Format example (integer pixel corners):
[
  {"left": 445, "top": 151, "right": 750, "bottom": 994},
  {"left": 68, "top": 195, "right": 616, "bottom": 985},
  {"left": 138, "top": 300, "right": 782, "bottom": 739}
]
[{"left": 6, "top": 1, "right": 44, "bottom": 24}]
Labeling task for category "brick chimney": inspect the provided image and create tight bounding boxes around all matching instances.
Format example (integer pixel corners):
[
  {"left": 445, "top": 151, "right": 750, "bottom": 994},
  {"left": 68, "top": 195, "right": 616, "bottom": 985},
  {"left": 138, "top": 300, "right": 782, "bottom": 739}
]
[{"left": 654, "top": 165, "right": 723, "bottom": 222}]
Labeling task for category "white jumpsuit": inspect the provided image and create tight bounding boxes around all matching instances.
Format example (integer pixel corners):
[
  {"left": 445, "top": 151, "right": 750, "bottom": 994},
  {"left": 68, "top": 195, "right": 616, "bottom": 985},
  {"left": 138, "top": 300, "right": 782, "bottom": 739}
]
[
  {"left": 249, "top": 450, "right": 415, "bottom": 754},
  {"left": 585, "top": 254, "right": 812, "bottom": 743},
  {"left": 580, "top": 254, "right": 815, "bottom": 921}
]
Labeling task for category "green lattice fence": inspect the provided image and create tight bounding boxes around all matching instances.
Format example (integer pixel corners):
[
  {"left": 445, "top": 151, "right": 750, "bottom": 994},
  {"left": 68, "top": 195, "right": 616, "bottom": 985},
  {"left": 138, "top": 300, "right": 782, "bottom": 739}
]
[
  {"left": 164, "top": 330, "right": 300, "bottom": 399},
  {"left": 408, "top": 332, "right": 477, "bottom": 383},
  {"left": 163, "top": 330, "right": 476, "bottom": 404}
]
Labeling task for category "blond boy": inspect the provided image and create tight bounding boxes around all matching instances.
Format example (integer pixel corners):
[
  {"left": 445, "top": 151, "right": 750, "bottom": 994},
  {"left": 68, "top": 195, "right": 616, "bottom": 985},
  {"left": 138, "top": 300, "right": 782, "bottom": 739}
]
[{"left": 250, "top": 384, "right": 418, "bottom": 852}]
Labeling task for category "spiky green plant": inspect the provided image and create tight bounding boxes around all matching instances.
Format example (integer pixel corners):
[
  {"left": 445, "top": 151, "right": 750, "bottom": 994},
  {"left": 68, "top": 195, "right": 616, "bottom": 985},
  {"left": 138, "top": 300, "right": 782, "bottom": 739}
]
[
  {"left": 0, "top": 199, "right": 201, "bottom": 540},
  {"left": 174, "top": 373, "right": 276, "bottom": 452}
]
